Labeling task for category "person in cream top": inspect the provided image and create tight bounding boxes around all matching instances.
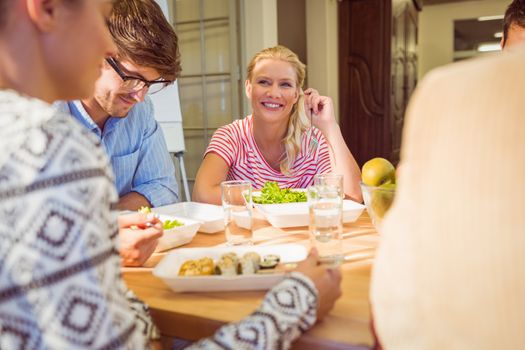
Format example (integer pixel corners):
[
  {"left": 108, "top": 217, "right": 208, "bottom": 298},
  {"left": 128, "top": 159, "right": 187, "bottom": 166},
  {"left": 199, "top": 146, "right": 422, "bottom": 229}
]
[{"left": 371, "top": 49, "right": 525, "bottom": 349}]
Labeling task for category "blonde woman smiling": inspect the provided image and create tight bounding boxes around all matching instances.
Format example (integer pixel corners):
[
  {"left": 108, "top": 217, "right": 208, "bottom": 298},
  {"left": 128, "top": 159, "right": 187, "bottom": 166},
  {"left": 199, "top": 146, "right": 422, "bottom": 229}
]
[{"left": 194, "top": 45, "right": 362, "bottom": 204}]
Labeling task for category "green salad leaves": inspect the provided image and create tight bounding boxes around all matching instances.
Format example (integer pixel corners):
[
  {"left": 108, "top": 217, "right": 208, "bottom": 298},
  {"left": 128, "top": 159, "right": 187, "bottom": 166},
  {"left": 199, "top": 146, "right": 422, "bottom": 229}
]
[
  {"left": 252, "top": 181, "right": 306, "bottom": 204},
  {"left": 163, "top": 219, "right": 184, "bottom": 230},
  {"left": 137, "top": 206, "right": 183, "bottom": 230}
]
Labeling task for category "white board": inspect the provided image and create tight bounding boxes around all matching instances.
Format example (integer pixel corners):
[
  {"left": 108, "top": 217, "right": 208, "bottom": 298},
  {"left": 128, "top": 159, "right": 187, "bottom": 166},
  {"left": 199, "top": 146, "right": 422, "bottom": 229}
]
[
  {"left": 155, "top": 0, "right": 169, "bottom": 15},
  {"left": 152, "top": 0, "right": 185, "bottom": 154}
]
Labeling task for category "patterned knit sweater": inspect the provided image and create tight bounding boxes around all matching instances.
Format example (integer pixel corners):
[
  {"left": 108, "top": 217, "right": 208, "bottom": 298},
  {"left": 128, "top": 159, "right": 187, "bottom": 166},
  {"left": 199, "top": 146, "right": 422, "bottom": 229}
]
[{"left": 0, "top": 90, "right": 318, "bottom": 349}]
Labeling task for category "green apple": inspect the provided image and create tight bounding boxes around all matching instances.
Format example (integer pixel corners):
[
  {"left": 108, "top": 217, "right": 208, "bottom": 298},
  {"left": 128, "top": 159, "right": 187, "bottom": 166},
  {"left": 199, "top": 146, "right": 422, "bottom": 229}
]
[{"left": 361, "top": 158, "right": 396, "bottom": 186}]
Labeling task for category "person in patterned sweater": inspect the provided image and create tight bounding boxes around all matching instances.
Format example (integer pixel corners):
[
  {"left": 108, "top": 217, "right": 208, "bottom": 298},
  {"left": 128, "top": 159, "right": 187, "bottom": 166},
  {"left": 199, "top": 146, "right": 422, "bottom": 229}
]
[{"left": 0, "top": 1, "right": 342, "bottom": 349}]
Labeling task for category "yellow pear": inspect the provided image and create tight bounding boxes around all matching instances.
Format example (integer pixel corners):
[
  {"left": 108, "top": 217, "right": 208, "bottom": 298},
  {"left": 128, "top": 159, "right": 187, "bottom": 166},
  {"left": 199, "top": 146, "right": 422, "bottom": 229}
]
[
  {"left": 361, "top": 158, "right": 396, "bottom": 186},
  {"left": 370, "top": 183, "right": 395, "bottom": 219}
]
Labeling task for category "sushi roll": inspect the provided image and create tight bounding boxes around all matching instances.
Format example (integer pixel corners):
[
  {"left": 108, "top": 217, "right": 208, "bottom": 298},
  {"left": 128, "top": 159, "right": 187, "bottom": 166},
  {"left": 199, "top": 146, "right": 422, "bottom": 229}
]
[
  {"left": 263, "top": 254, "right": 280, "bottom": 263},
  {"left": 240, "top": 252, "right": 261, "bottom": 275},
  {"left": 243, "top": 252, "right": 261, "bottom": 265},
  {"left": 198, "top": 257, "right": 214, "bottom": 275},
  {"left": 179, "top": 260, "right": 199, "bottom": 276},
  {"left": 259, "top": 254, "right": 280, "bottom": 270},
  {"left": 259, "top": 259, "right": 278, "bottom": 270},
  {"left": 222, "top": 252, "right": 239, "bottom": 265},
  {"left": 217, "top": 253, "right": 238, "bottom": 276},
  {"left": 239, "top": 256, "right": 255, "bottom": 275}
]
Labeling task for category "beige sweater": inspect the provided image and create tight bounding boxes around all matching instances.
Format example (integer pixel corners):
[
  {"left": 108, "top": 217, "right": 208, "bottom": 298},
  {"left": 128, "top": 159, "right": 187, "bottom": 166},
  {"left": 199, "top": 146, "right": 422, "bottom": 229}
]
[{"left": 371, "top": 50, "right": 525, "bottom": 349}]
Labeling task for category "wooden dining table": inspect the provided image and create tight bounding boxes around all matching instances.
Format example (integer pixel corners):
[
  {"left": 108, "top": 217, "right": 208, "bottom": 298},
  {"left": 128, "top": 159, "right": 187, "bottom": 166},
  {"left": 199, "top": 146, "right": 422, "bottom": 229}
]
[{"left": 122, "top": 211, "right": 380, "bottom": 350}]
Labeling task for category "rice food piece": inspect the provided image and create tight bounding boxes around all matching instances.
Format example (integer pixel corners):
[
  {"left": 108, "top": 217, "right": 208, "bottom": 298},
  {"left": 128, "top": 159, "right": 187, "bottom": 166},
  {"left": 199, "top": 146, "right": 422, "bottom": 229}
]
[
  {"left": 263, "top": 254, "right": 280, "bottom": 263},
  {"left": 179, "top": 257, "right": 215, "bottom": 276},
  {"left": 222, "top": 252, "right": 239, "bottom": 265},
  {"left": 243, "top": 252, "right": 261, "bottom": 265},
  {"left": 259, "top": 254, "right": 281, "bottom": 270},
  {"left": 217, "top": 253, "right": 239, "bottom": 276},
  {"left": 259, "top": 259, "right": 278, "bottom": 269},
  {"left": 239, "top": 257, "right": 255, "bottom": 274},
  {"left": 239, "top": 252, "right": 260, "bottom": 275},
  {"left": 240, "top": 252, "right": 260, "bottom": 274},
  {"left": 198, "top": 257, "right": 214, "bottom": 275},
  {"left": 179, "top": 260, "right": 199, "bottom": 276}
]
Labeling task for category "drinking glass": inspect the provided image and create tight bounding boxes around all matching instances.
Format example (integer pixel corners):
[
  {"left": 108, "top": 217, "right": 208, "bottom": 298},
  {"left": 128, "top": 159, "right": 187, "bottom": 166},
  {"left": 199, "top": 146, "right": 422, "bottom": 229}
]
[
  {"left": 221, "top": 180, "right": 253, "bottom": 245},
  {"left": 308, "top": 183, "right": 343, "bottom": 266},
  {"left": 314, "top": 173, "right": 344, "bottom": 195}
]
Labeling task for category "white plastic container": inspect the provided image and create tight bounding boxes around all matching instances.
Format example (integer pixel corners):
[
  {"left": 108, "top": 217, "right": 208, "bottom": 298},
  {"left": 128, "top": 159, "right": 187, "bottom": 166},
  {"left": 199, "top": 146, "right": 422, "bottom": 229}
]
[
  {"left": 155, "top": 215, "right": 201, "bottom": 252},
  {"left": 255, "top": 199, "right": 365, "bottom": 228},
  {"left": 153, "top": 244, "right": 308, "bottom": 292},
  {"left": 153, "top": 202, "right": 224, "bottom": 233}
]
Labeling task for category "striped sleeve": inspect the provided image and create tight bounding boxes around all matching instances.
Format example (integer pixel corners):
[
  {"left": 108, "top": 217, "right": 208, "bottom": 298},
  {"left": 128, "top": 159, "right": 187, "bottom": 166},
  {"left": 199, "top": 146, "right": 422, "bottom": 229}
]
[
  {"left": 314, "top": 129, "right": 332, "bottom": 174},
  {"left": 205, "top": 124, "right": 239, "bottom": 167}
]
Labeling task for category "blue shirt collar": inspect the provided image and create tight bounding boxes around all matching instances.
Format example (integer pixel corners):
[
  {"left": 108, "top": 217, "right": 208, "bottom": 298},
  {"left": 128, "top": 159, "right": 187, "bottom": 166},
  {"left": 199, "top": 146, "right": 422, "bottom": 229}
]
[{"left": 68, "top": 100, "right": 122, "bottom": 137}]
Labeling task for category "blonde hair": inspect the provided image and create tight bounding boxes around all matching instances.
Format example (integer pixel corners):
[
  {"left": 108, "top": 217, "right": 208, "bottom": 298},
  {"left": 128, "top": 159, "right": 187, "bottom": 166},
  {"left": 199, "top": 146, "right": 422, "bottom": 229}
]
[{"left": 246, "top": 45, "right": 310, "bottom": 175}]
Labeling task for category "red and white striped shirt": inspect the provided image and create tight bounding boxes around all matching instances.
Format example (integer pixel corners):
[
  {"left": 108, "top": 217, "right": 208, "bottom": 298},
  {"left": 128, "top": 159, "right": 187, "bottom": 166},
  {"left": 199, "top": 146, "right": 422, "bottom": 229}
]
[{"left": 205, "top": 115, "right": 332, "bottom": 190}]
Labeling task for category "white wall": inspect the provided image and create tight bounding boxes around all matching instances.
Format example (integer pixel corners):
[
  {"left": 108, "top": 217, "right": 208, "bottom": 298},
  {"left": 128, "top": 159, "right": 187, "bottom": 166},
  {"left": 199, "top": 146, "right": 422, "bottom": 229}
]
[
  {"left": 419, "top": 0, "right": 508, "bottom": 79},
  {"left": 240, "top": 0, "right": 339, "bottom": 118},
  {"left": 240, "top": 0, "right": 278, "bottom": 114},
  {"left": 306, "top": 0, "right": 339, "bottom": 119}
]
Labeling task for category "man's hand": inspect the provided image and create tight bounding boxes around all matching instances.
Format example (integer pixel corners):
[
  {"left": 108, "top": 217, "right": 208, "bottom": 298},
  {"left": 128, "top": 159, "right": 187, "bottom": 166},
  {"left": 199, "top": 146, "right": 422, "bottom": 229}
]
[
  {"left": 295, "top": 248, "right": 343, "bottom": 321},
  {"left": 118, "top": 213, "right": 163, "bottom": 267},
  {"left": 117, "top": 191, "right": 152, "bottom": 211}
]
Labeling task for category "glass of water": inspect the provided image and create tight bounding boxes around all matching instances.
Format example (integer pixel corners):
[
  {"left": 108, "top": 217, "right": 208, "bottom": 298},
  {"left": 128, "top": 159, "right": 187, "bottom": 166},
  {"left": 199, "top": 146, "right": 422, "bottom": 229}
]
[
  {"left": 308, "top": 182, "right": 344, "bottom": 266},
  {"left": 221, "top": 180, "right": 253, "bottom": 246},
  {"left": 314, "top": 173, "right": 344, "bottom": 193}
]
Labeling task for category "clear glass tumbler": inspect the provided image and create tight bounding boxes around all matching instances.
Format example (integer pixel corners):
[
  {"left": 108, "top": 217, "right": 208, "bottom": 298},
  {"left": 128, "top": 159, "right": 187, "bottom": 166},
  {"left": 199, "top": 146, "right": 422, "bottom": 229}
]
[
  {"left": 308, "top": 182, "right": 343, "bottom": 266},
  {"left": 221, "top": 180, "right": 253, "bottom": 246}
]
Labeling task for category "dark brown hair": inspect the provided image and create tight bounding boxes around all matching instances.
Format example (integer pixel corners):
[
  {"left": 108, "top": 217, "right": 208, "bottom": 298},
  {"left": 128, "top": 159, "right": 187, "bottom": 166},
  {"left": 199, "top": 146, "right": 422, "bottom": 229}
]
[
  {"left": 0, "top": 0, "right": 8, "bottom": 29},
  {"left": 503, "top": 0, "right": 525, "bottom": 46},
  {"left": 109, "top": 0, "right": 181, "bottom": 81}
]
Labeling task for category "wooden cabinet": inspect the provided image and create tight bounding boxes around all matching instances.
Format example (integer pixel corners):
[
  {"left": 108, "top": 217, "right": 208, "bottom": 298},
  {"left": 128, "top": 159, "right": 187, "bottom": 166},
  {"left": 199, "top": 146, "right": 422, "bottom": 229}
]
[{"left": 338, "top": 0, "right": 421, "bottom": 165}]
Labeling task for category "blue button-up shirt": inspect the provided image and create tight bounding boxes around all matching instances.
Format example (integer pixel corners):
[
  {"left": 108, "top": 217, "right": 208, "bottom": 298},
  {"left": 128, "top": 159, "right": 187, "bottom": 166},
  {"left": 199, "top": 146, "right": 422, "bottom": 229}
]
[{"left": 54, "top": 97, "right": 179, "bottom": 207}]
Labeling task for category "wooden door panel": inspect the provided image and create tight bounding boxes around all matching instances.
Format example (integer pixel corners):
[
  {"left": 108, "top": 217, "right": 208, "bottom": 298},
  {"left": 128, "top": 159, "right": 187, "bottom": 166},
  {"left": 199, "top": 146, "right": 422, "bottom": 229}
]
[
  {"left": 339, "top": 0, "right": 392, "bottom": 166},
  {"left": 339, "top": 0, "right": 419, "bottom": 166}
]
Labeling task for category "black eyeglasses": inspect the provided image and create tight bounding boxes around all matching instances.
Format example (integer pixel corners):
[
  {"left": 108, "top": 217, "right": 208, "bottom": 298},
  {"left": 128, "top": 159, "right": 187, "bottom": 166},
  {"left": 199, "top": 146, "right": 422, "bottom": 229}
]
[{"left": 105, "top": 57, "right": 172, "bottom": 94}]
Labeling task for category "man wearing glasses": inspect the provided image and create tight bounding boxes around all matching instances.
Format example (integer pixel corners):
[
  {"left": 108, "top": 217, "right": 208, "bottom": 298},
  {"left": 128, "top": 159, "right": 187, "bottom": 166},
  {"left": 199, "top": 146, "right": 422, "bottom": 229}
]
[{"left": 55, "top": 0, "right": 180, "bottom": 211}]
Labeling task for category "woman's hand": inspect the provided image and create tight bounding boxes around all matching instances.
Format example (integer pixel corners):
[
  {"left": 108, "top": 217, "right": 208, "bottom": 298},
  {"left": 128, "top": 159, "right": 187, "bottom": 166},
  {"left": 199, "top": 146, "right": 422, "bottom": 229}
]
[
  {"left": 303, "top": 88, "right": 363, "bottom": 202},
  {"left": 295, "top": 248, "right": 343, "bottom": 321},
  {"left": 304, "top": 88, "right": 337, "bottom": 133},
  {"left": 118, "top": 213, "right": 163, "bottom": 267}
]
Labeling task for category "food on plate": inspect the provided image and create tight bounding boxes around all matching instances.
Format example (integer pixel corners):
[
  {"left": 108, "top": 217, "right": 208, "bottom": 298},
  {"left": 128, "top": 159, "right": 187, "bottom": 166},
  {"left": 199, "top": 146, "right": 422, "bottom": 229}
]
[
  {"left": 216, "top": 253, "right": 238, "bottom": 276},
  {"left": 178, "top": 252, "right": 283, "bottom": 277},
  {"left": 252, "top": 181, "right": 306, "bottom": 204},
  {"left": 163, "top": 219, "right": 184, "bottom": 230},
  {"left": 263, "top": 254, "right": 280, "bottom": 263},
  {"left": 259, "top": 254, "right": 280, "bottom": 269},
  {"left": 138, "top": 206, "right": 151, "bottom": 214},
  {"left": 240, "top": 252, "right": 261, "bottom": 274},
  {"left": 137, "top": 206, "right": 183, "bottom": 229},
  {"left": 178, "top": 257, "right": 214, "bottom": 276}
]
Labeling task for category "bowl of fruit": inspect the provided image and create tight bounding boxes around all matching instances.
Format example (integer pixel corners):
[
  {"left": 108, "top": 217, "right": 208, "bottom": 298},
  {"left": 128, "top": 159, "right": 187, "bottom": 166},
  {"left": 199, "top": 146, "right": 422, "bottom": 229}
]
[{"left": 360, "top": 158, "right": 396, "bottom": 231}]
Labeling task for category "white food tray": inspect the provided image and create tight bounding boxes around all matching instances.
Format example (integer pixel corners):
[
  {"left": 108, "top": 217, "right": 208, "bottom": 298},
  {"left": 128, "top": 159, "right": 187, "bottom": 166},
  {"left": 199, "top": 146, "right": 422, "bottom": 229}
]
[
  {"left": 153, "top": 202, "right": 224, "bottom": 233},
  {"left": 155, "top": 215, "right": 201, "bottom": 252},
  {"left": 154, "top": 244, "right": 308, "bottom": 292},
  {"left": 255, "top": 200, "right": 365, "bottom": 228}
]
